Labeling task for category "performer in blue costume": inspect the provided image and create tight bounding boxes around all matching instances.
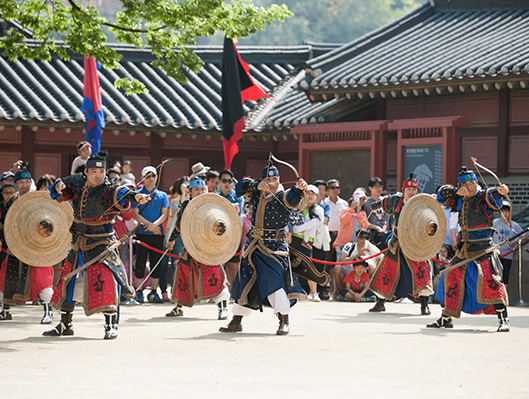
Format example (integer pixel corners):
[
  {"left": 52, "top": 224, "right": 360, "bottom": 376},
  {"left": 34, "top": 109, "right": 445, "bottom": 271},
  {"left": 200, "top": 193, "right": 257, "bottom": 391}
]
[
  {"left": 427, "top": 166, "right": 510, "bottom": 332},
  {"left": 219, "top": 160, "right": 308, "bottom": 335}
]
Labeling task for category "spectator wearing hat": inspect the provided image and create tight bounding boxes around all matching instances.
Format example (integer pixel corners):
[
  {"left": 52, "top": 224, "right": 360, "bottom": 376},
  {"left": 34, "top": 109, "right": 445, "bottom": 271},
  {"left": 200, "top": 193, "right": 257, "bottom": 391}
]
[
  {"left": 324, "top": 179, "right": 348, "bottom": 262},
  {"left": 334, "top": 228, "right": 383, "bottom": 298},
  {"left": 492, "top": 200, "right": 525, "bottom": 287},
  {"left": 364, "top": 177, "right": 389, "bottom": 248},
  {"left": 0, "top": 171, "right": 15, "bottom": 188},
  {"left": 190, "top": 162, "right": 210, "bottom": 179},
  {"left": 340, "top": 258, "right": 375, "bottom": 302},
  {"left": 290, "top": 184, "right": 325, "bottom": 302},
  {"left": 132, "top": 165, "right": 169, "bottom": 303},
  {"left": 71, "top": 141, "right": 92, "bottom": 175}
]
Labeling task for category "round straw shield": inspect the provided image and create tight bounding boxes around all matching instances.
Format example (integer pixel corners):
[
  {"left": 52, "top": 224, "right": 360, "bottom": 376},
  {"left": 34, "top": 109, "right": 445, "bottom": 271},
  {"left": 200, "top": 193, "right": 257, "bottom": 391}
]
[
  {"left": 180, "top": 193, "right": 242, "bottom": 265},
  {"left": 4, "top": 190, "right": 73, "bottom": 266},
  {"left": 398, "top": 193, "right": 446, "bottom": 262}
]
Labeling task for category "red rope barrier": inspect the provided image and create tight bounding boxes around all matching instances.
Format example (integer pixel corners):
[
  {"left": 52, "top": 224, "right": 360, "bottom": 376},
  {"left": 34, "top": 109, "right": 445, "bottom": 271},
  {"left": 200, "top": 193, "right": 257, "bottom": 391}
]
[
  {"left": 307, "top": 249, "right": 387, "bottom": 265},
  {"left": 133, "top": 237, "right": 529, "bottom": 267},
  {"left": 133, "top": 239, "right": 243, "bottom": 259}
]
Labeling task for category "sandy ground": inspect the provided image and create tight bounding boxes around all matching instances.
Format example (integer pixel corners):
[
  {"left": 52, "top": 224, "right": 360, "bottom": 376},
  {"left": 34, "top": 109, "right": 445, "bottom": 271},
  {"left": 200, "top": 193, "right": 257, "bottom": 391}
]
[{"left": 1, "top": 300, "right": 528, "bottom": 399}]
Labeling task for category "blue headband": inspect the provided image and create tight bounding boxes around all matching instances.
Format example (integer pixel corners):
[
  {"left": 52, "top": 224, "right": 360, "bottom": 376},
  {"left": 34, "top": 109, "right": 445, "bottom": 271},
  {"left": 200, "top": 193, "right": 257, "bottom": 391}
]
[
  {"left": 189, "top": 179, "right": 206, "bottom": 189},
  {"left": 14, "top": 170, "right": 32, "bottom": 182},
  {"left": 458, "top": 173, "right": 477, "bottom": 184}
]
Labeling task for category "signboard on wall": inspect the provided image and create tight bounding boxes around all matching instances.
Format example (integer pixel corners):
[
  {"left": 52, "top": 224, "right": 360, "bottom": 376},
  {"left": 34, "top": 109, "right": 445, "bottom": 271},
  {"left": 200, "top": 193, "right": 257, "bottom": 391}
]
[{"left": 404, "top": 145, "right": 442, "bottom": 194}]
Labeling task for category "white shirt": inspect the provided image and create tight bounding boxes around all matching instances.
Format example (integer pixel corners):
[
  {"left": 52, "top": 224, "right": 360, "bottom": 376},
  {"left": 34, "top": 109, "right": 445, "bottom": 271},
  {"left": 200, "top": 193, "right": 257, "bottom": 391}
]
[
  {"left": 325, "top": 196, "right": 348, "bottom": 232},
  {"left": 492, "top": 218, "right": 524, "bottom": 260}
]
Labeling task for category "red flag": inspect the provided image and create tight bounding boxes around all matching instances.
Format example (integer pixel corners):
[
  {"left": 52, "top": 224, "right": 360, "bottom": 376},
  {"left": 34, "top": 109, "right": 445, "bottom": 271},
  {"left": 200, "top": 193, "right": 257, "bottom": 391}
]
[
  {"left": 80, "top": 56, "right": 105, "bottom": 154},
  {"left": 222, "top": 37, "right": 270, "bottom": 169}
]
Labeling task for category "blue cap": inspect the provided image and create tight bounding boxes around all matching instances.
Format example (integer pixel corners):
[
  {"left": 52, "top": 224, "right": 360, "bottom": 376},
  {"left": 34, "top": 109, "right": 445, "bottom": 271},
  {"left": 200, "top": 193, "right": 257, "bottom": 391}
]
[
  {"left": 188, "top": 178, "right": 207, "bottom": 189},
  {"left": 14, "top": 170, "right": 31, "bottom": 182}
]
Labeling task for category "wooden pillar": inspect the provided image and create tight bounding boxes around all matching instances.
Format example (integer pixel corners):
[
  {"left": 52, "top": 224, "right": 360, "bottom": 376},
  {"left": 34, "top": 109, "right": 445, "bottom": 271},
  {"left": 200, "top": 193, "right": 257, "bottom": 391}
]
[
  {"left": 372, "top": 129, "right": 387, "bottom": 183},
  {"left": 497, "top": 88, "right": 510, "bottom": 177},
  {"left": 149, "top": 133, "right": 162, "bottom": 167},
  {"left": 20, "top": 126, "right": 35, "bottom": 168}
]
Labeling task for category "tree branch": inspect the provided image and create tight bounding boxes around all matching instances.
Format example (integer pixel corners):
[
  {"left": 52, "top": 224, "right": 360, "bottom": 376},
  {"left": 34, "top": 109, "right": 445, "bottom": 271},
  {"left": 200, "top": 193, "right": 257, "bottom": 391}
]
[
  {"left": 102, "top": 21, "right": 167, "bottom": 33},
  {"left": 66, "top": 0, "right": 166, "bottom": 34}
]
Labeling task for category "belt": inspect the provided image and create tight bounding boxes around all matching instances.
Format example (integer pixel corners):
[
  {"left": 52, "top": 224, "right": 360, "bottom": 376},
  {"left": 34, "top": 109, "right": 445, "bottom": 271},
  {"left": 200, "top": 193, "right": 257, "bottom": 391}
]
[
  {"left": 250, "top": 226, "right": 287, "bottom": 241},
  {"left": 72, "top": 221, "right": 114, "bottom": 237}
]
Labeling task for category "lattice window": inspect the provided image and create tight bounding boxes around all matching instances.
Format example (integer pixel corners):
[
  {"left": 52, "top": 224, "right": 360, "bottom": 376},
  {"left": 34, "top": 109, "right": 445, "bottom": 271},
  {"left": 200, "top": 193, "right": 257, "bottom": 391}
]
[
  {"left": 307, "top": 130, "right": 371, "bottom": 142},
  {"left": 405, "top": 127, "right": 443, "bottom": 138}
]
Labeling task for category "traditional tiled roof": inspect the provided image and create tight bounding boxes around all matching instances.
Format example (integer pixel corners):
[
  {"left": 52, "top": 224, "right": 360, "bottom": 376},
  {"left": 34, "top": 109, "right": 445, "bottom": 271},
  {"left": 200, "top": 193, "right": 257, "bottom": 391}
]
[
  {"left": 300, "top": 0, "right": 529, "bottom": 98},
  {"left": 0, "top": 36, "right": 338, "bottom": 133}
]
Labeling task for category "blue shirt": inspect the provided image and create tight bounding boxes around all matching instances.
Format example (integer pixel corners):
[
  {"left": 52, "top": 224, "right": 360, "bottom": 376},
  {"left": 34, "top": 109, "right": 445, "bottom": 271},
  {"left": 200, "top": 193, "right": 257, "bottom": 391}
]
[
  {"left": 318, "top": 200, "right": 331, "bottom": 223},
  {"left": 132, "top": 187, "right": 169, "bottom": 235},
  {"left": 219, "top": 189, "right": 244, "bottom": 217}
]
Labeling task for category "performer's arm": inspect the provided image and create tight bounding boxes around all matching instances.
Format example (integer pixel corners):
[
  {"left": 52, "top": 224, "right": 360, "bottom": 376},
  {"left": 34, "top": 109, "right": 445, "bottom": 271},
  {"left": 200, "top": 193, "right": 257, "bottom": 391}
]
[
  {"left": 48, "top": 173, "right": 82, "bottom": 201},
  {"left": 371, "top": 193, "right": 401, "bottom": 215},
  {"left": 436, "top": 185, "right": 459, "bottom": 208},
  {"left": 485, "top": 186, "right": 508, "bottom": 210},
  {"left": 236, "top": 178, "right": 260, "bottom": 197},
  {"left": 284, "top": 178, "right": 308, "bottom": 208}
]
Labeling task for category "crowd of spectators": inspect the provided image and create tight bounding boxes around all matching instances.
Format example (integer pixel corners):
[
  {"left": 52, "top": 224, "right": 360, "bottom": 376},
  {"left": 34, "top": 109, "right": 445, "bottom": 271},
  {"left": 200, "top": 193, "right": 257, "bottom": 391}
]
[{"left": 1, "top": 140, "right": 527, "bottom": 309}]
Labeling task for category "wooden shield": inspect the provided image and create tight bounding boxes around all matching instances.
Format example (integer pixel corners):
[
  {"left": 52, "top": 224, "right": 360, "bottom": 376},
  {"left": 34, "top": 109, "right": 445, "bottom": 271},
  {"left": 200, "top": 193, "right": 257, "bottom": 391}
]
[
  {"left": 4, "top": 190, "right": 73, "bottom": 266},
  {"left": 180, "top": 193, "right": 242, "bottom": 265},
  {"left": 398, "top": 193, "right": 446, "bottom": 262}
]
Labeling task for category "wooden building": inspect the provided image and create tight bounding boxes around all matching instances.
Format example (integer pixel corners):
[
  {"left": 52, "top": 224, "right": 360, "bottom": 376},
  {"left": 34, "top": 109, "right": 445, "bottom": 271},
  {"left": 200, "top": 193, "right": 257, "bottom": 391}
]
[{"left": 278, "top": 0, "right": 529, "bottom": 208}]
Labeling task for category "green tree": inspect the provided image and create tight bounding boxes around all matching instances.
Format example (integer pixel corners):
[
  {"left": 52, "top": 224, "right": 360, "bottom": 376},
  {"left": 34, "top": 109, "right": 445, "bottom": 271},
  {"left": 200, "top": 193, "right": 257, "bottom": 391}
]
[
  {"left": 0, "top": 0, "right": 292, "bottom": 94},
  {"left": 237, "top": 0, "right": 422, "bottom": 46}
]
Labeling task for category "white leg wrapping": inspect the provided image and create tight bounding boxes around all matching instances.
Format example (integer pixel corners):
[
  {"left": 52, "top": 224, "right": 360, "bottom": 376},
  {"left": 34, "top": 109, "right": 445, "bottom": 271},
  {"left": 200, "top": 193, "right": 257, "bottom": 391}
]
[
  {"left": 213, "top": 284, "right": 230, "bottom": 304},
  {"left": 39, "top": 287, "right": 53, "bottom": 303},
  {"left": 232, "top": 303, "right": 253, "bottom": 317},
  {"left": 268, "top": 289, "right": 290, "bottom": 315}
]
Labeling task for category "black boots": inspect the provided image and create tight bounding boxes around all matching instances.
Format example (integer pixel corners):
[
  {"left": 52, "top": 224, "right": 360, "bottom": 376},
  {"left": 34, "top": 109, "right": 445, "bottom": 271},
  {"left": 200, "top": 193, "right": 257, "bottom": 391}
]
[
  {"left": 219, "top": 315, "right": 243, "bottom": 333},
  {"left": 276, "top": 313, "right": 289, "bottom": 335},
  {"left": 369, "top": 297, "right": 386, "bottom": 312},
  {"left": 104, "top": 312, "right": 118, "bottom": 340},
  {"left": 0, "top": 304, "right": 12, "bottom": 321},
  {"left": 419, "top": 296, "right": 431, "bottom": 315},
  {"left": 166, "top": 305, "right": 184, "bottom": 317},
  {"left": 41, "top": 303, "right": 53, "bottom": 324},
  {"left": 218, "top": 300, "right": 228, "bottom": 320},
  {"left": 43, "top": 311, "right": 74, "bottom": 336},
  {"left": 426, "top": 314, "right": 453, "bottom": 329},
  {"left": 496, "top": 307, "right": 510, "bottom": 332}
]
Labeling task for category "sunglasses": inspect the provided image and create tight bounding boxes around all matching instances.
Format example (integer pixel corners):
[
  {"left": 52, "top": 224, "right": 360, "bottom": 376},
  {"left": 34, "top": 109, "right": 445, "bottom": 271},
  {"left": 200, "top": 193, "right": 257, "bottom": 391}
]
[
  {"left": 110, "top": 177, "right": 121, "bottom": 182},
  {"left": 329, "top": 186, "right": 340, "bottom": 190},
  {"left": 144, "top": 174, "right": 157, "bottom": 179},
  {"left": 358, "top": 235, "right": 371, "bottom": 240},
  {"left": 221, "top": 179, "right": 233, "bottom": 184}
]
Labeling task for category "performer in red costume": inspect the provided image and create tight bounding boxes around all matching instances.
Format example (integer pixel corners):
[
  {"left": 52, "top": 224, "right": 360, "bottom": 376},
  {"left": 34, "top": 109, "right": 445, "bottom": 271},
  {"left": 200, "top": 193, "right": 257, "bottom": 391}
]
[
  {"left": 368, "top": 174, "right": 434, "bottom": 315},
  {"left": 43, "top": 153, "right": 150, "bottom": 339},
  {"left": 0, "top": 170, "right": 54, "bottom": 323},
  {"left": 427, "top": 166, "right": 510, "bottom": 332},
  {"left": 166, "top": 177, "right": 230, "bottom": 320}
]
